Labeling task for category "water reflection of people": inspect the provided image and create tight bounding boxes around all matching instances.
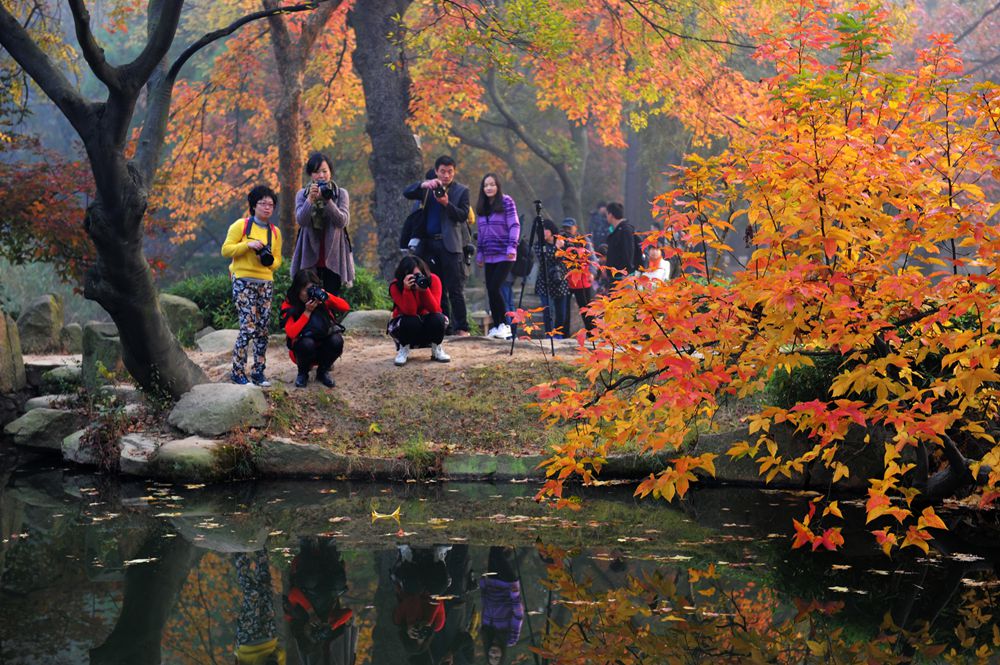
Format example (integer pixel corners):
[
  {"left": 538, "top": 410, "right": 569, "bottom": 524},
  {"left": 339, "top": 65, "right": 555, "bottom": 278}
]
[
  {"left": 283, "top": 537, "right": 357, "bottom": 665},
  {"left": 430, "top": 544, "right": 477, "bottom": 665},
  {"left": 392, "top": 544, "right": 452, "bottom": 659},
  {"left": 480, "top": 546, "right": 524, "bottom": 665},
  {"left": 233, "top": 548, "right": 286, "bottom": 665}
]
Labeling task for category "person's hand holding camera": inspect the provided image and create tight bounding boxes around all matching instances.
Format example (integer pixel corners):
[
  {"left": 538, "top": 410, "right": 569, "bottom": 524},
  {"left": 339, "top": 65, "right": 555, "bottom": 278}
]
[
  {"left": 421, "top": 178, "right": 441, "bottom": 191},
  {"left": 304, "top": 298, "right": 319, "bottom": 314},
  {"left": 247, "top": 239, "right": 264, "bottom": 251},
  {"left": 307, "top": 181, "right": 322, "bottom": 203}
]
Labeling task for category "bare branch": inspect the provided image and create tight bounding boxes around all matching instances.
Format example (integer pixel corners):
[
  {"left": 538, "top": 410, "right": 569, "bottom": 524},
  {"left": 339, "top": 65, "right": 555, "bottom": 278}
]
[
  {"left": 955, "top": 0, "right": 1000, "bottom": 44},
  {"left": 121, "top": 0, "right": 184, "bottom": 91},
  {"left": 66, "top": 0, "right": 120, "bottom": 89},
  {"left": 0, "top": 3, "right": 95, "bottom": 135}
]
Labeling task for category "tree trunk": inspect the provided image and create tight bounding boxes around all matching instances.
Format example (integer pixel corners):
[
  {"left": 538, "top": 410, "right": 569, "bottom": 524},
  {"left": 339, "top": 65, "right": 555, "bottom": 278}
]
[
  {"left": 272, "top": 85, "right": 304, "bottom": 258},
  {"left": 624, "top": 125, "right": 651, "bottom": 233},
  {"left": 347, "top": 0, "right": 424, "bottom": 280},
  {"left": 90, "top": 528, "right": 201, "bottom": 665}
]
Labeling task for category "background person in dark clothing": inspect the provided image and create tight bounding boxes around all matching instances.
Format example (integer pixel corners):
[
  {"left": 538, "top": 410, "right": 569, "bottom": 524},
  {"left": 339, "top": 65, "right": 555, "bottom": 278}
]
[
  {"left": 588, "top": 201, "right": 609, "bottom": 248},
  {"left": 403, "top": 155, "right": 472, "bottom": 336},
  {"left": 604, "top": 201, "right": 635, "bottom": 288}
]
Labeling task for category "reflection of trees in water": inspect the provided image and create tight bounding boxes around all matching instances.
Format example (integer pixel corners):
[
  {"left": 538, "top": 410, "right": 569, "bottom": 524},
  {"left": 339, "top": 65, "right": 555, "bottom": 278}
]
[{"left": 533, "top": 537, "right": 1000, "bottom": 664}]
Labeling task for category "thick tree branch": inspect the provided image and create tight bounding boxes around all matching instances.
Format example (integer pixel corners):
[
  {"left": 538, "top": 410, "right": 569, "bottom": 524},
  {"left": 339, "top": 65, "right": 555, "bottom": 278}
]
[
  {"left": 485, "top": 68, "right": 557, "bottom": 166},
  {"left": 121, "top": 0, "right": 184, "bottom": 90},
  {"left": 955, "top": 0, "right": 1000, "bottom": 44},
  {"left": 298, "top": 0, "right": 341, "bottom": 52},
  {"left": 0, "top": 3, "right": 95, "bottom": 135},
  {"left": 135, "top": 0, "right": 332, "bottom": 184},
  {"left": 66, "top": 0, "right": 120, "bottom": 90}
]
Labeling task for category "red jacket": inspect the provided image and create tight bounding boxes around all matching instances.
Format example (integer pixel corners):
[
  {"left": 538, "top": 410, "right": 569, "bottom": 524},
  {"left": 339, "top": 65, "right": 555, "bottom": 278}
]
[
  {"left": 389, "top": 273, "right": 443, "bottom": 318},
  {"left": 281, "top": 293, "right": 350, "bottom": 363}
]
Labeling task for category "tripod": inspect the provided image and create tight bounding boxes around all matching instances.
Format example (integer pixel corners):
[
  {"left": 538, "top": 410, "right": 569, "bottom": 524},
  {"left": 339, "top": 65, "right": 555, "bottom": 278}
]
[{"left": 510, "top": 200, "right": 557, "bottom": 357}]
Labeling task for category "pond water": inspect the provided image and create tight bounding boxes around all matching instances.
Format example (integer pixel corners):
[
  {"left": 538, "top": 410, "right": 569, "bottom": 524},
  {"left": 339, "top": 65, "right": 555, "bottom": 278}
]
[{"left": 1, "top": 454, "right": 999, "bottom": 664}]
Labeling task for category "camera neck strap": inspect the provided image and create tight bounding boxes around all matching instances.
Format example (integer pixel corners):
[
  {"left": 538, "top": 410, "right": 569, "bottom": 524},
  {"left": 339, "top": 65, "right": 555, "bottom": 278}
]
[{"left": 243, "top": 217, "right": 273, "bottom": 249}]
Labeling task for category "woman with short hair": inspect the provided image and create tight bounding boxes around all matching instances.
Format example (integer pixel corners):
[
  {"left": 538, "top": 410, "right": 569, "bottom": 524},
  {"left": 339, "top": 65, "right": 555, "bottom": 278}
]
[
  {"left": 290, "top": 152, "right": 354, "bottom": 296},
  {"left": 221, "top": 184, "right": 282, "bottom": 386}
]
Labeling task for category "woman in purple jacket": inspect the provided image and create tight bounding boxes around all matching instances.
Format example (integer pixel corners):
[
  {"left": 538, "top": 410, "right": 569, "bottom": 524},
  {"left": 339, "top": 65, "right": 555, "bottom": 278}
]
[
  {"left": 475, "top": 173, "right": 520, "bottom": 340},
  {"left": 479, "top": 545, "right": 524, "bottom": 664}
]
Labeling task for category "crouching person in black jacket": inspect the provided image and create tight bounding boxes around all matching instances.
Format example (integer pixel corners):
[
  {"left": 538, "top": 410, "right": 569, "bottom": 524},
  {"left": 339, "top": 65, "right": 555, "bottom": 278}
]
[{"left": 281, "top": 269, "right": 350, "bottom": 388}]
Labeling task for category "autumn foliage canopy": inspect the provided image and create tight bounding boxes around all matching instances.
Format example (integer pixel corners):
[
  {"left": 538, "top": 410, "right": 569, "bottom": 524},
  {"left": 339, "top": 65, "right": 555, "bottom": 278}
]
[{"left": 534, "top": 1, "right": 1000, "bottom": 555}]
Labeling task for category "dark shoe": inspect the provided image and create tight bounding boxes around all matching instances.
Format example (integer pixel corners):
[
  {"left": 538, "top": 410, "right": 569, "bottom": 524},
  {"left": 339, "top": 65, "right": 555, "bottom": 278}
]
[
  {"left": 231, "top": 372, "right": 249, "bottom": 385},
  {"left": 316, "top": 367, "right": 335, "bottom": 388},
  {"left": 294, "top": 372, "right": 309, "bottom": 388},
  {"left": 249, "top": 372, "right": 272, "bottom": 387}
]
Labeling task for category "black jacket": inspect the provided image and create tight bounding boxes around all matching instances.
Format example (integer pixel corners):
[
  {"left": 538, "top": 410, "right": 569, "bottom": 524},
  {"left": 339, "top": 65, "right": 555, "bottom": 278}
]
[
  {"left": 403, "top": 171, "right": 471, "bottom": 254},
  {"left": 606, "top": 220, "right": 635, "bottom": 277}
]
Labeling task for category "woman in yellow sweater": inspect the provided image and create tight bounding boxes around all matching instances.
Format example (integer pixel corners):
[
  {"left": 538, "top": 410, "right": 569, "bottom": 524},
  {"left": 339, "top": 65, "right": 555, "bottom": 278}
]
[{"left": 221, "top": 185, "right": 283, "bottom": 386}]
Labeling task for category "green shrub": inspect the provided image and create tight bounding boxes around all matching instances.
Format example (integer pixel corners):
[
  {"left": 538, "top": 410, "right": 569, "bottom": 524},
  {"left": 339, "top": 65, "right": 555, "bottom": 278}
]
[
  {"left": 164, "top": 264, "right": 389, "bottom": 333},
  {"left": 767, "top": 354, "right": 844, "bottom": 408}
]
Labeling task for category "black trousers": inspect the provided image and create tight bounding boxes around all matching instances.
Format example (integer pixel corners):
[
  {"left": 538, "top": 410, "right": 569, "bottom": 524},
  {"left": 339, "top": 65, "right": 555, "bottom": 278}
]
[
  {"left": 316, "top": 267, "right": 342, "bottom": 296},
  {"left": 291, "top": 334, "right": 343, "bottom": 373},
  {"left": 571, "top": 286, "right": 596, "bottom": 332},
  {"left": 391, "top": 313, "right": 447, "bottom": 347},
  {"left": 419, "top": 239, "right": 467, "bottom": 333},
  {"left": 484, "top": 261, "right": 513, "bottom": 329}
]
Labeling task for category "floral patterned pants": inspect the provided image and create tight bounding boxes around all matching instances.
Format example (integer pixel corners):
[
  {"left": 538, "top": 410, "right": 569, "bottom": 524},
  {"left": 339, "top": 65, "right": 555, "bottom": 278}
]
[
  {"left": 234, "top": 549, "right": 277, "bottom": 647},
  {"left": 232, "top": 278, "right": 273, "bottom": 381}
]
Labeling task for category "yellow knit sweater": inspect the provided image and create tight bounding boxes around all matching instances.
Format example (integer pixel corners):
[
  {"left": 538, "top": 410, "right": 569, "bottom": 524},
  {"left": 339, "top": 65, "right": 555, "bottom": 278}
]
[{"left": 221, "top": 218, "right": 283, "bottom": 281}]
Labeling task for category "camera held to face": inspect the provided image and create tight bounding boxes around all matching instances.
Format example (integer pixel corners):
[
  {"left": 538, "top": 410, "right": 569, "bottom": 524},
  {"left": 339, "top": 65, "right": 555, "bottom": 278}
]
[
  {"left": 255, "top": 245, "right": 275, "bottom": 267},
  {"left": 413, "top": 272, "right": 431, "bottom": 290},
  {"left": 306, "top": 284, "right": 328, "bottom": 302},
  {"left": 432, "top": 183, "right": 446, "bottom": 198},
  {"left": 316, "top": 180, "right": 339, "bottom": 201}
]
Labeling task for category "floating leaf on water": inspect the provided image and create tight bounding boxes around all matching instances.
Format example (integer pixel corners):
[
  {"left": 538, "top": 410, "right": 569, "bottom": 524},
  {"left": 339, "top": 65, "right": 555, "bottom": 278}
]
[
  {"left": 950, "top": 553, "right": 984, "bottom": 562},
  {"left": 867, "top": 569, "right": 891, "bottom": 576},
  {"left": 268, "top": 530, "right": 284, "bottom": 536},
  {"left": 448, "top": 537, "right": 468, "bottom": 542},
  {"left": 328, "top": 516, "right": 351, "bottom": 524},
  {"left": 830, "top": 564, "right": 852, "bottom": 570},
  {"left": 427, "top": 518, "right": 453, "bottom": 525},
  {"left": 124, "top": 558, "right": 159, "bottom": 567},
  {"left": 183, "top": 484, "right": 205, "bottom": 490},
  {"left": 430, "top": 595, "right": 458, "bottom": 601},
  {"left": 510, "top": 479, "right": 530, "bottom": 484},
  {"left": 828, "top": 586, "right": 850, "bottom": 592},
  {"left": 153, "top": 512, "right": 182, "bottom": 518},
  {"left": 319, "top": 489, "right": 338, "bottom": 494},
  {"left": 371, "top": 506, "right": 401, "bottom": 525}
]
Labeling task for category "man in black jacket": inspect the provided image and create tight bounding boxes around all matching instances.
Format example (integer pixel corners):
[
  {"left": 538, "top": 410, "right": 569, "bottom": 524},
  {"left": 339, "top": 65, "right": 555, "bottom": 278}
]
[
  {"left": 604, "top": 201, "right": 635, "bottom": 288},
  {"left": 403, "top": 155, "right": 472, "bottom": 336}
]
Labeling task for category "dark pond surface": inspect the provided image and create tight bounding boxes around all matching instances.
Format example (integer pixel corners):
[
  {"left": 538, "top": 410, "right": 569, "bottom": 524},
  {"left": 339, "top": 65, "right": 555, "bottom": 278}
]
[{"left": 2, "top": 454, "right": 1000, "bottom": 664}]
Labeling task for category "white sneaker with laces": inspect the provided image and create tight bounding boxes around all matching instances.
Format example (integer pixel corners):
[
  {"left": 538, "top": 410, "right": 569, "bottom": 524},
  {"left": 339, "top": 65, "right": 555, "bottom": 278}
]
[
  {"left": 498, "top": 323, "right": 512, "bottom": 339},
  {"left": 431, "top": 343, "right": 451, "bottom": 362},
  {"left": 394, "top": 345, "right": 410, "bottom": 366}
]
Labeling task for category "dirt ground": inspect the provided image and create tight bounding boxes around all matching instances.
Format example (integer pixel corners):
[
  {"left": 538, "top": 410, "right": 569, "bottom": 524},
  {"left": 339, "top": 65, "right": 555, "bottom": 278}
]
[{"left": 190, "top": 333, "right": 581, "bottom": 456}]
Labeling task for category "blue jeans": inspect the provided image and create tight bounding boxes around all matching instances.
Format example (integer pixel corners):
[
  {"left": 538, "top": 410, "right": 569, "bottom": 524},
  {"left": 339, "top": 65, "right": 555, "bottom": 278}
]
[
  {"left": 500, "top": 281, "right": 514, "bottom": 325},
  {"left": 537, "top": 293, "right": 570, "bottom": 338}
]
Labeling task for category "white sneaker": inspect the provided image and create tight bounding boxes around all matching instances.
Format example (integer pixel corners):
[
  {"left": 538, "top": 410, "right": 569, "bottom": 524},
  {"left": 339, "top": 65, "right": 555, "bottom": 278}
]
[
  {"left": 486, "top": 326, "right": 499, "bottom": 339},
  {"left": 394, "top": 345, "right": 410, "bottom": 366},
  {"left": 431, "top": 343, "right": 451, "bottom": 362},
  {"left": 498, "top": 323, "right": 512, "bottom": 339}
]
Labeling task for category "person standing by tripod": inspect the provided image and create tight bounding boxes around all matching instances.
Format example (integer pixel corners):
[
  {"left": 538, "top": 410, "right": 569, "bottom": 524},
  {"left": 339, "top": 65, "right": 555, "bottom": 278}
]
[
  {"left": 475, "top": 173, "right": 519, "bottom": 340},
  {"left": 534, "top": 219, "right": 571, "bottom": 339}
]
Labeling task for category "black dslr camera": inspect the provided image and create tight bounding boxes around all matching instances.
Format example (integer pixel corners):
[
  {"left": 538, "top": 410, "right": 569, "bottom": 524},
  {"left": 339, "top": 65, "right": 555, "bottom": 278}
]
[
  {"left": 413, "top": 273, "right": 431, "bottom": 290},
  {"left": 316, "top": 180, "right": 339, "bottom": 201},
  {"left": 432, "top": 183, "right": 446, "bottom": 198},
  {"left": 306, "top": 284, "right": 328, "bottom": 302},
  {"left": 255, "top": 245, "right": 275, "bottom": 267},
  {"left": 463, "top": 243, "right": 475, "bottom": 266}
]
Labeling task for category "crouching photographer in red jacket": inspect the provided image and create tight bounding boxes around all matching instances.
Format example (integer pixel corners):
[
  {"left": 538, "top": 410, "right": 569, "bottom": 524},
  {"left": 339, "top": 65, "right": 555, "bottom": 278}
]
[{"left": 281, "top": 269, "right": 350, "bottom": 388}]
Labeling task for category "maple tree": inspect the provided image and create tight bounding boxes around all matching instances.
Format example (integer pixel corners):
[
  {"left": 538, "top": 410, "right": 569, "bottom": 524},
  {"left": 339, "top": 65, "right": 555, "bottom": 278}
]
[
  {"left": 0, "top": 1, "right": 335, "bottom": 397},
  {"left": 532, "top": 1, "right": 1000, "bottom": 555}
]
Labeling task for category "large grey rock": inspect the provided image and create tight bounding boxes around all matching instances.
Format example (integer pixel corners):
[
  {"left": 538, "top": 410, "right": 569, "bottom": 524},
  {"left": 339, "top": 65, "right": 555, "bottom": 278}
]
[
  {"left": 341, "top": 310, "right": 391, "bottom": 333},
  {"left": 60, "top": 323, "right": 83, "bottom": 354},
  {"left": 0, "top": 311, "right": 25, "bottom": 393},
  {"left": 25, "top": 395, "right": 74, "bottom": 411},
  {"left": 4, "top": 408, "right": 86, "bottom": 451},
  {"left": 82, "top": 322, "right": 123, "bottom": 388},
  {"left": 96, "top": 384, "right": 142, "bottom": 405},
  {"left": 196, "top": 329, "right": 239, "bottom": 353},
  {"left": 23, "top": 356, "right": 78, "bottom": 390},
  {"left": 194, "top": 326, "right": 216, "bottom": 341},
  {"left": 119, "top": 433, "right": 161, "bottom": 476},
  {"left": 150, "top": 436, "right": 221, "bottom": 480},
  {"left": 41, "top": 365, "right": 82, "bottom": 393},
  {"left": 255, "top": 437, "right": 352, "bottom": 476},
  {"left": 62, "top": 430, "right": 95, "bottom": 466},
  {"left": 167, "top": 383, "right": 267, "bottom": 436},
  {"left": 159, "top": 294, "right": 204, "bottom": 341},
  {"left": 17, "top": 294, "right": 63, "bottom": 353}
]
